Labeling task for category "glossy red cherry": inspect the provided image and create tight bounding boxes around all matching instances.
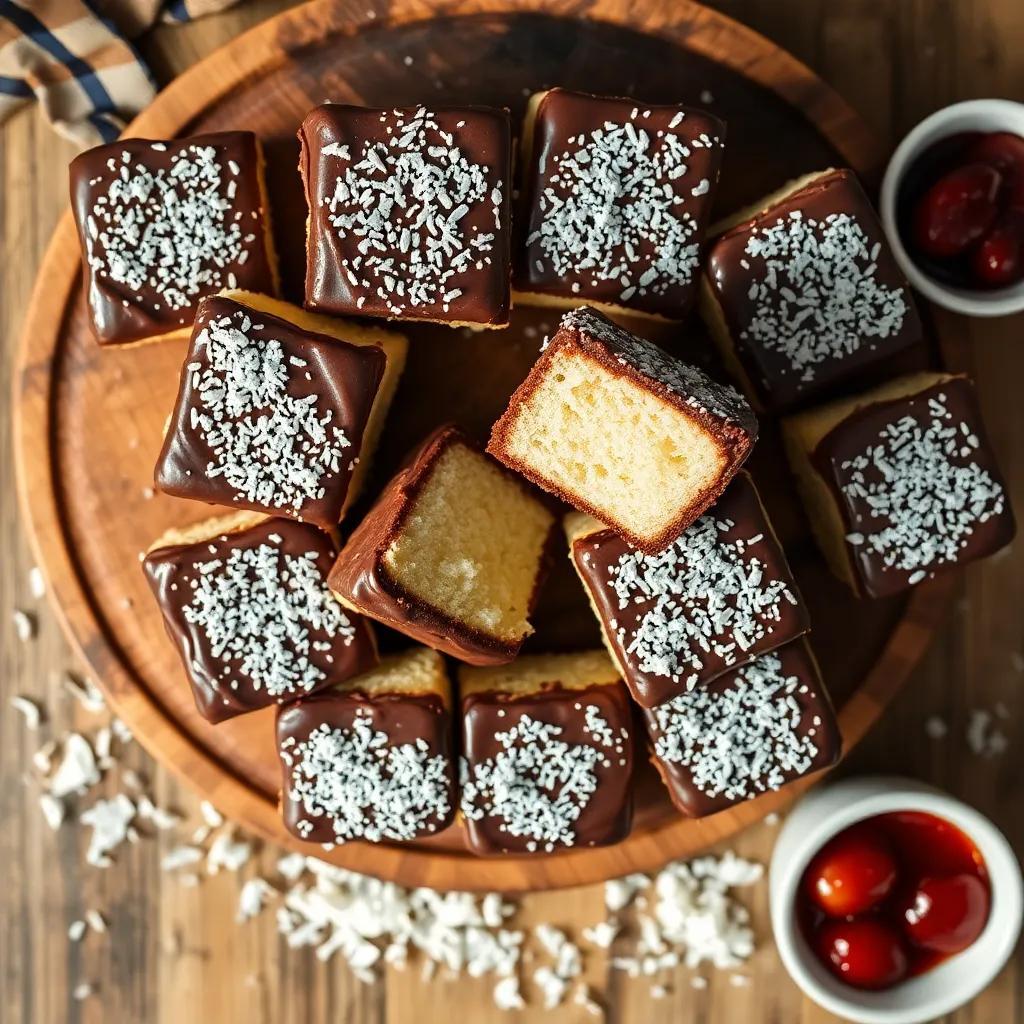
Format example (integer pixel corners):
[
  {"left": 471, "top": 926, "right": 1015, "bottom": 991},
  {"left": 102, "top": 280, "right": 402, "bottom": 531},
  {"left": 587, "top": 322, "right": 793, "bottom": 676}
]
[
  {"left": 815, "top": 918, "right": 910, "bottom": 990},
  {"left": 913, "top": 162, "right": 1002, "bottom": 258},
  {"left": 971, "top": 218, "right": 1024, "bottom": 288},
  {"left": 899, "top": 873, "right": 991, "bottom": 955},
  {"left": 967, "top": 131, "right": 1024, "bottom": 208},
  {"left": 804, "top": 825, "right": 899, "bottom": 917}
]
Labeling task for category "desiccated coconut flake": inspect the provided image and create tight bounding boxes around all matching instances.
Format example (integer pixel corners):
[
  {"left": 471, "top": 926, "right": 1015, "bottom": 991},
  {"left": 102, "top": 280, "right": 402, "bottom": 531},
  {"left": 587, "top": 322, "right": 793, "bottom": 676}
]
[
  {"left": 80, "top": 794, "right": 136, "bottom": 867},
  {"left": 39, "top": 793, "right": 65, "bottom": 830},
  {"left": 62, "top": 673, "right": 106, "bottom": 713},
  {"left": 200, "top": 801, "right": 224, "bottom": 828},
  {"left": 207, "top": 829, "right": 253, "bottom": 873},
  {"left": 238, "top": 878, "right": 277, "bottom": 921},
  {"left": 50, "top": 734, "right": 101, "bottom": 797},
  {"left": 29, "top": 566, "right": 46, "bottom": 599},
  {"left": 161, "top": 845, "right": 204, "bottom": 871},
  {"left": 10, "top": 695, "right": 43, "bottom": 730},
  {"left": 12, "top": 609, "right": 35, "bottom": 642},
  {"left": 493, "top": 975, "right": 525, "bottom": 1011},
  {"left": 68, "top": 920, "right": 87, "bottom": 942}
]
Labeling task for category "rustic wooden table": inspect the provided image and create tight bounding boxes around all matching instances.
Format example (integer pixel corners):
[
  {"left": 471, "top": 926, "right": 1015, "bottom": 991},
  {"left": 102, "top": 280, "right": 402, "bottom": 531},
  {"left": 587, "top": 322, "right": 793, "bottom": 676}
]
[{"left": 2, "top": 1, "right": 1022, "bottom": 1022}]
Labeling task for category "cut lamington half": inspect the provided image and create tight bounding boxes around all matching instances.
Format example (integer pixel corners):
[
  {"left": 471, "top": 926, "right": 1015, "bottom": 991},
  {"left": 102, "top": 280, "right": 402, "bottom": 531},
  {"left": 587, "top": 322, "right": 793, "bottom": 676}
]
[
  {"left": 643, "top": 639, "right": 841, "bottom": 818},
  {"left": 155, "top": 292, "right": 407, "bottom": 529},
  {"left": 515, "top": 88, "right": 725, "bottom": 321},
  {"left": 488, "top": 307, "right": 758, "bottom": 554},
  {"left": 783, "top": 371, "right": 1015, "bottom": 598},
  {"left": 459, "top": 651, "right": 634, "bottom": 854},
  {"left": 69, "top": 131, "right": 279, "bottom": 346},
  {"left": 701, "top": 168, "right": 922, "bottom": 411},
  {"left": 299, "top": 103, "right": 513, "bottom": 328},
  {"left": 143, "top": 511, "right": 378, "bottom": 723},
  {"left": 566, "top": 470, "right": 808, "bottom": 708},
  {"left": 328, "top": 425, "right": 557, "bottom": 665},
  {"left": 277, "top": 647, "right": 456, "bottom": 844}
]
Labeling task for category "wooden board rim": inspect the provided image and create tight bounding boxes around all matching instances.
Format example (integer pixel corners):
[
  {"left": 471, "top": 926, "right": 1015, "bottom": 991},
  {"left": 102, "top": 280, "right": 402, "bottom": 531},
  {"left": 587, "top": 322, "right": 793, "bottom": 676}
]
[{"left": 11, "top": 0, "right": 950, "bottom": 892}]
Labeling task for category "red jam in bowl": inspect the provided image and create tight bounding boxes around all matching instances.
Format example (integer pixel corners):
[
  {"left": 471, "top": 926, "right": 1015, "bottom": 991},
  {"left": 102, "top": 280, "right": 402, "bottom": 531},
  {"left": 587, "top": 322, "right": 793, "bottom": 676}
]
[
  {"left": 798, "top": 811, "right": 991, "bottom": 990},
  {"left": 897, "top": 130, "right": 1024, "bottom": 289}
]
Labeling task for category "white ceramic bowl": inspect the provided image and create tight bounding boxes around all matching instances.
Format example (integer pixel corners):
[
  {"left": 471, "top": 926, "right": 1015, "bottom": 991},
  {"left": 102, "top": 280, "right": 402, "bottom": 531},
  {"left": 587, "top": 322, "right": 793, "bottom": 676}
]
[
  {"left": 770, "top": 776, "right": 1023, "bottom": 1024},
  {"left": 879, "top": 98, "right": 1024, "bottom": 317}
]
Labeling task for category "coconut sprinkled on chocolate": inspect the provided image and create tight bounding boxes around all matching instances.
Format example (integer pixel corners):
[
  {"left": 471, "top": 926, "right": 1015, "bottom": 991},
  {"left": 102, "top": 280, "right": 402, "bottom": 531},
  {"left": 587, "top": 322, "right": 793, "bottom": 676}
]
[
  {"left": 320, "top": 107, "right": 502, "bottom": 316},
  {"left": 183, "top": 541, "right": 355, "bottom": 697},
  {"left": 606, "top": 514, "right": 798, "bottom": 689},
  {"left": 83, "top": 144, "right": 253, "bottom": 312},
  {"left": 651, "top": 652, "right": 819, "bottom": 801},
  {"left": 281, "top": 714, "right": 452, "bottom": 842},
  {"left": 528, "top": 110, "right": 718, "bottom": 302},
  {"left": 742, "top": 210, "right": 908, "bottom": 382},
  {"left": 186, "top": 308, "right": 351, "bottom": 513},
  {"left": 460, "top": 708, "right": 624, "bottom": 852},
  {"left": 840, "top": 393, "right": 1006, "bottom": 584}
]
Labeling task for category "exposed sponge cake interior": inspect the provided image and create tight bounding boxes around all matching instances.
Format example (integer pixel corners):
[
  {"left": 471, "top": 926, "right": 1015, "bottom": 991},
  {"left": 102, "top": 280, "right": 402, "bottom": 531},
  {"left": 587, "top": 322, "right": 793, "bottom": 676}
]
[
  {"left": 384, "top": 441, "right": 554, "bottom": 643},
  {"left": 459, "top": 650, "right": 621, "bottom": 697},
  {"left": 500, "top": 346, "right": 727, "bottom": 542},
  {"left": 337, "top": 647, "right": 451, "bottom": 707},
  {"left": 146, "top": 510, "right": 270, "bottom": 554}
]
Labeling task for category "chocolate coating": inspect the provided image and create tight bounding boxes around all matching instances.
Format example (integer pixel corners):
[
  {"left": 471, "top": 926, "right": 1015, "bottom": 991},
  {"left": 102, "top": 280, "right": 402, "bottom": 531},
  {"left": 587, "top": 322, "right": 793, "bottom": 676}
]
[
  {"left": 299, "top": 104, "right": 512, "bottom": 326},
  {"left": 460, "top": 683, "right": 634, "bottom": 854},
  {"left": 154, "top": 294, "right": 385, "bottom": 529},
  {"left": 517, "top": 89, "right": 725, "bottom": 318},
  {"left": 707, "top": 169, "right": 922, "bottom": 409},
  {"left": 69, "top": 132, "right": 275, "bottom": 345},
  {"left": 643, "top": 640, "right": 841, "bottom": 818},
  {"left": 328, "top": 425, "right": 555, "bottom": 666},
  {"left": 572, "top": 472, "right": 809, "bottom": 707},
  {"left": 143, "top": 518, "right": 377, "bottom": 723},
  {"left": 277, "top": 689, "right": 455, "bottom": 844},
  {"left": 813, "top": 377, "right": 1015, "bottom": 597}
]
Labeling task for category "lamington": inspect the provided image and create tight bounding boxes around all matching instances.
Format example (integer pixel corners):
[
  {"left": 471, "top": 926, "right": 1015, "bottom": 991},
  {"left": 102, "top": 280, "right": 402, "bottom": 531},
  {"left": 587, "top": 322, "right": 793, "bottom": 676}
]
[
  {"left": 299, "top": 103, "right": 513, "bottom": 327},
  {"left": 566, "top": 471, "right": 808, "bottom": 708},
  {"left": 515, "top": 88, "right": 725, "bottom": 321},
  {"left": 783, "top": 371, "right": 1015, "bottom": 598},
  {"left": 143, "top": 512, "right": 378, "bottom": 723},
  {"left": 277, "top": 647, "right": 456, "bottom": 844},
  {"left": 459, "top": 652, "right": 634, "bottom": 854},
  {"left": 643, "top": 640, "right": 841, "bottom": 817},
  {"left": 328, "top": 426, "right": 556, "bottom": 665},
  {"left": 69, "top": 132, "right": 278, "bottom": 346},
  {"left": 488, "top": 306, "right": 757, "bottom": 554},
  {"left": 701, "top": 169, "right": 922, "bottom": 410},
  {"left": 155, "top": 292, "right": 406, "bottom": 529}
]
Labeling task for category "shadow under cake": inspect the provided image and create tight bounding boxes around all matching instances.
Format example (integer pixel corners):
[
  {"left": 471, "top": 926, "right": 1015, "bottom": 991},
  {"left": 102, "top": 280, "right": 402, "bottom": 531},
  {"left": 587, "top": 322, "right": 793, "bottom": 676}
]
[
  {"left": 459, "top": 651, "right": 634, "bottom": 855},
  {"left": 514, "top": 88, "right": 725, "bottom": 322},
  {"left": 69, "top": 131, "right": 278, "bottom": 346},
  {"left": 142, "top": 512, "right": 378, "bottom": 723},
  {"left": 277, "top": 647, "right": 456, "bottom": 844},
  {"left": 299, "top": 103, "right": 513, "bottom": 328},
  {"left": 488, "top": 306, "right": 757, "bottom": 555}
]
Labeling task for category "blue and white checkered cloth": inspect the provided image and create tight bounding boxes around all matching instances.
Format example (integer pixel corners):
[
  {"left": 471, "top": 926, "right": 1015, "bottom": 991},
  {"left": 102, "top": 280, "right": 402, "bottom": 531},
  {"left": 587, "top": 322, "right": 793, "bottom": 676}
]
[{"left": 0, "top": 0, "right": 241, "bottom": 148}]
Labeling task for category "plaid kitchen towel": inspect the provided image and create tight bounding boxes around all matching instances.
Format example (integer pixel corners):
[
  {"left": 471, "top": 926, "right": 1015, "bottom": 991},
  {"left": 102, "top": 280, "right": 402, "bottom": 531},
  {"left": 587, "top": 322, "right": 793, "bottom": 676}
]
[{"left": 0, "top": 0, "right": 242, "bottom": 148}]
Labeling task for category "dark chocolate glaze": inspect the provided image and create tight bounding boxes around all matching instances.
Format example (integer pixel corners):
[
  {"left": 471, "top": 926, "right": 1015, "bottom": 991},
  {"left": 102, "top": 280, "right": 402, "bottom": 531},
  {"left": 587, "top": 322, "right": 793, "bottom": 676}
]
[
  {"left": 572, "top": 472, "right": 809, "bottom": 708},
  {"left": 328, "top": 425, "right": 556, "bottom": 666},
  {"left": 706, "top": 169, "right": 922, "bottom": 410},
  {"left": 812, "top": 377, "right": 1015, "bottom": 598},
  {"left": 143, "top": 517, "right": 378, "bottom": 723},
  {"left": 516, "top": 89, "right": 725, "bottom": 318},
  {"left": 299, "top": 104, "right": 513, "bottom": 326},
  {"left": 461, "top": 683, "right": 634, "bottom": 854},
  {"left": 276, "top": 689, "right": 455, "bottom": 844},
  {"left": 154, "top": 294, "right": 385, "bottom": 530},
  {"left": 69, "top": 132, "right": 276, "bottom": 345},
  {"left": 642, "top": 640, "right": 841, "bottom": 818}
]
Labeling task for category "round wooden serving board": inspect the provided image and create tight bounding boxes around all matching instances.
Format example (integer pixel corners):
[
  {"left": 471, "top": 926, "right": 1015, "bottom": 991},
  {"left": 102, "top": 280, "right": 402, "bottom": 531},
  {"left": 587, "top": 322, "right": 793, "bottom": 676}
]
[{"left": 14, "top": 0, "right": 957, "bottom": 892}]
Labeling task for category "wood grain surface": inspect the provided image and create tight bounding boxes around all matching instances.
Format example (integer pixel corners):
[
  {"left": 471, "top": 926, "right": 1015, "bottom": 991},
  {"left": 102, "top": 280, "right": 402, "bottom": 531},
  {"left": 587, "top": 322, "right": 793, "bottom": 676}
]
[
  {"left": 11, "top": 0, "right": 957, "bottom": 892},
  {"left": 2, "top": 0, "right": 1022, "bottom": 1021}
]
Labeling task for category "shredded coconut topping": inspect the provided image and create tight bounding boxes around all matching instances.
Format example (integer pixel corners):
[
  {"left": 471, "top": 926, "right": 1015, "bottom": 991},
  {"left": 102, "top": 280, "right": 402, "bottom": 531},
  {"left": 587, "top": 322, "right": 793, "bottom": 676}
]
[
  {"left": 651, "top": 652, "right": 819, "bottom": 800},
  {"left": 183, "top": 540, "right": 355, "bottom": 696},
  {"left": 84, "top": 144, "right": 253, "bottom": 312},
  {"left": 839, "top": 393, "right": 1006, "bottom": 583},
  {"left": 320, "top": 106, "right": 502, "bottom": 315},
  {"left": 529, "top": 110, "right": 717, "bottom": 301},
  {"left": 742, "top": 210, "right": 908, "bottom": 381},
  {"left": 460, "top": 707, "right": 623, "bottom": 852},
  {"left": 186, "top": 308, "right": 351, "bottom": 512},
  {"left": 281, "top": 714, "right": 451, "bottom": 842},
  {"left": 606, "top": 514, "right": 797, "bottom": 689}
]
